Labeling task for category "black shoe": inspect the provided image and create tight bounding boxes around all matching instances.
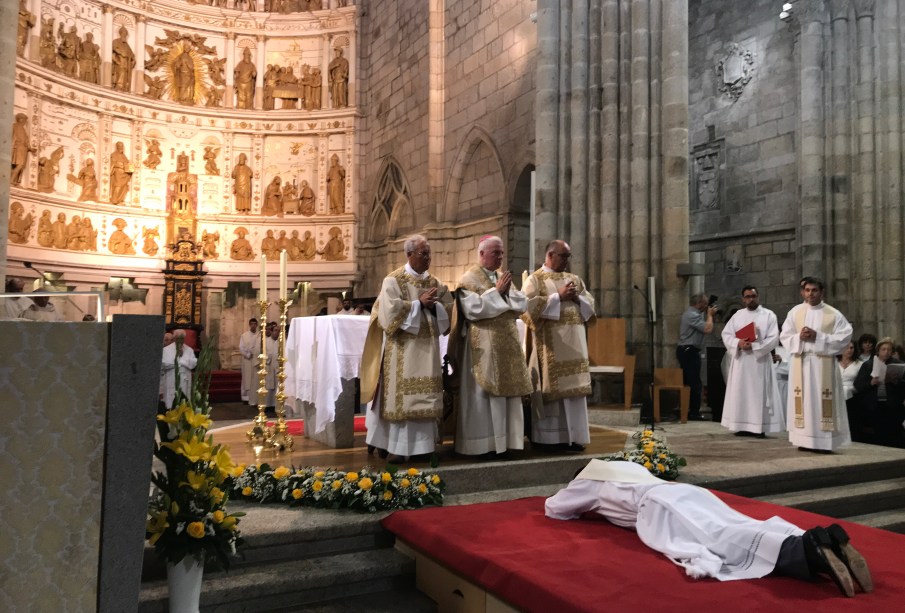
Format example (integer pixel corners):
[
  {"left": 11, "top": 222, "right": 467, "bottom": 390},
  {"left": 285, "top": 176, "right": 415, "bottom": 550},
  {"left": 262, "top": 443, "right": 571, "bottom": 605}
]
[
  {"left": 687, "top": 414, "right": 708, "bottom": 421},
  {"left": 557, "top": 442, "right": 586, "bottom": 453},
  {"left": 803, "top": 527, "right": 855, "bottom": 597},
  {"left": 827, "top": 524, "right": 873, "bottom": 593}
]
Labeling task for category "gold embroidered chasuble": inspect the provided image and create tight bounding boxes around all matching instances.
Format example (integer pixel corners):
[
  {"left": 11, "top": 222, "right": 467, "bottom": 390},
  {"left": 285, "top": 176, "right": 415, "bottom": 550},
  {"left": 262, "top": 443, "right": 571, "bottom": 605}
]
[
  {"left": 522, "top": 269, "right": 596, "bottom": 403},
  {"left": 453, "top": 266, "right": 532, "bottom": 398},
  {"left": 359, "top": 267, "right": 453, "bottom": 422}
]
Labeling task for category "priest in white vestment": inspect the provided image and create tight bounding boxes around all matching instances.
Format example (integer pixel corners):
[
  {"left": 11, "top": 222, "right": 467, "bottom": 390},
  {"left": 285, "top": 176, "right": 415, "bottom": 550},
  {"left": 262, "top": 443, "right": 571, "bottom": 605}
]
[
  {"left": 360, "top": 235, "right": 453, "bottom": 462},
  {"left": 161, "top": 330, "right": 198, "bottom": 408},
  {"left": 721, "top": 285, "right": 784, "bottom": 436},
  {"left": 545, "top": 459, "right": 871, "bottom": 596},
  {"left": 452, "top": 236, "right": 533, "bottom": 457},
  {"left": 239, "top": 318, "right": 259, "bottom": 403},
  {"left": 522, "top": 240, "right": 595, "bottom": 451},
  {"left": 779, "top": 278, "right": 853, "bottom": 451}
]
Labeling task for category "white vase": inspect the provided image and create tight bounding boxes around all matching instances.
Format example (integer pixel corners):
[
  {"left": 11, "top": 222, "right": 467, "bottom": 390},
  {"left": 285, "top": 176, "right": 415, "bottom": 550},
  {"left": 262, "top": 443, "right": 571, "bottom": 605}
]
[{"left": 166, "top": 555, "right": 204, "bottom": 613}]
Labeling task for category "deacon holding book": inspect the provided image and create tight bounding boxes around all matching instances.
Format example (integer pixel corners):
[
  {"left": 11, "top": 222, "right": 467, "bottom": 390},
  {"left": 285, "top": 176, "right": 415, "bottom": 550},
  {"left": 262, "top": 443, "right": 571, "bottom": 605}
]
[
  {"left": 779, "top": 277, "right": 853, "bottom": 452},
  {"left": 720, "top": 285, "right": 785, "bottom": 437}
]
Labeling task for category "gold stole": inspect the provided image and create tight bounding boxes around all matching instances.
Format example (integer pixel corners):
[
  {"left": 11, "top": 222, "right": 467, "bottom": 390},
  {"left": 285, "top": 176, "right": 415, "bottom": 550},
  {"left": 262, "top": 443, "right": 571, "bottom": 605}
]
[{"left": 791, "top": 305, "right": 837, "bottom": 431}]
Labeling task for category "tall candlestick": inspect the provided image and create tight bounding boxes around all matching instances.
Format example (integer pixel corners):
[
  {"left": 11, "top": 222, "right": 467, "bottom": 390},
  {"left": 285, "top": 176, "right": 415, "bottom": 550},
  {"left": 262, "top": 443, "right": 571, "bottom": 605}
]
[
  {"left": 260, "top": 254, "right": 267, "bottom": 301},
  {"left": 279, "top": 249, "right": 288, "bottom": 300}
]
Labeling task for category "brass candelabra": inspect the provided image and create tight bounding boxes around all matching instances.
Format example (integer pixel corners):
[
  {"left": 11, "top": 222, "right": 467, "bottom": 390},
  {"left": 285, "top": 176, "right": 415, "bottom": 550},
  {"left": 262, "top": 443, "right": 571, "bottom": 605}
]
[
  {"left": 247, "top": 298, "right": 272, "bottom": 445},
  {"left": 267, "top": 298, "right": 294, "bottom": 451}
]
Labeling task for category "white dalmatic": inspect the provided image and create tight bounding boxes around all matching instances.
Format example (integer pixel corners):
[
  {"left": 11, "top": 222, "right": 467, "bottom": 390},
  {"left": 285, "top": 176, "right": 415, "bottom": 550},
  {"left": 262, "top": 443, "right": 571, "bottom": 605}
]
[
  {"left": 720, "top": 306, "right": 784, "bottom": 434},
  {"left": 239, "top": 329, "right": 258, "bottom": 402},
  {"left": 779, "top": 302, "right": 853, "bottom": 450}
]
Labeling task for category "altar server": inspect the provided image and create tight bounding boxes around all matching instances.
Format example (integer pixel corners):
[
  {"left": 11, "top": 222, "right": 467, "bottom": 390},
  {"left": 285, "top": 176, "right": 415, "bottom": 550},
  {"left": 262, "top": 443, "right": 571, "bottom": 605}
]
[{"left": 239, "top": 318, "right": 259, "bottom": 403}]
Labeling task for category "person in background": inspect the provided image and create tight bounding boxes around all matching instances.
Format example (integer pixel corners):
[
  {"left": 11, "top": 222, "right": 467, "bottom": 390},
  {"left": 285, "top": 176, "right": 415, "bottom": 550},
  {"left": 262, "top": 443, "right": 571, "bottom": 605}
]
[
  {"left": 160, "top": 330, "right": 197, "bottom": 408},
  {"left": 856, "top": 334, "right": 877, "bottom": 362},
  {"left": 853, "top": 337, "right": 905, "bottom": 448},
  {"left": 20, "top": 291, "right": 59, "bottom": 322},
  {"left": 239, "top": 318, "right": 259, "bottom": 404},
  {"left": 3, "top": 277, "right": 32, "bottom": 320},
  {"left": 837, "top": 341, "right": 866, "bottom": 442},
  {"left": 677, "top": 293, "right": 717, "bottom": 420}
]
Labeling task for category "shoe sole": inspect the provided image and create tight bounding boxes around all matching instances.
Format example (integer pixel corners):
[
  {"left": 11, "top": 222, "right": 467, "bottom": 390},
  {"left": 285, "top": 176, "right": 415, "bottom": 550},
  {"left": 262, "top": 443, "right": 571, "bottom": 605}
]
[
  {"left": 819, "top": 545, "right": 856, "bottom": 597},
  {"left": 828, "top": 525, "right": 873, "bottom": 593}
]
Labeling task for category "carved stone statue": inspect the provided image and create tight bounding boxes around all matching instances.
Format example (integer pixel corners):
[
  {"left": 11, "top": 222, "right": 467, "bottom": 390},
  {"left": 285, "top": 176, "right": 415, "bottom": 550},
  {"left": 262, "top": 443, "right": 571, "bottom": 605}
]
[
  {"left": 142, "top": 226, "right": 160, "bottom": 256},
  {"left": 234, "top": 47, "right": 257, "bottom": 110},
  {"left": 321, "top": 226, "right": 347, "bottom": 261},
  {"left": 281, "top": 181, "right": 298, "bottom": 214},
  {"left": 261, "top": 229, "right": 279, "bottom": 259},
  {"left": 11, "top": 113, "right": 34, "bottom": 186},
  {"left": 203, "top": 147, "right": 220, "bottom": 175},
  {"left": 39, "top": 18, "right": 56, "bottom": 70},
  {"left": 263, "top": 65, "right": 277, "bottom": 111},
  {"left": 328, "top": 48, "right": 349, "bottom": 108},
  {"left": 37, "top": 210, "right": 53, "bottom": 247},
  {"left": 309, "top": 67, "right": 323, "bottom": 110},
  {"left": 66, "top": 215, "right": 83, "bottom": 250},
  {"left": 144, "top": 75, "right": 166, "bottom": 99},
  {"left": 326, "top": 154, "right": 346, "bottom": 214},
  {"left": 144, "top": 139, "right": 163, "bottom": 169},
  {"left": 276, "top": 230, "right": 290, "bottom": 254},
  {"left": 81, "top": 217, "right": 98, "bottom": 251},
  {"left": 7, "top": 202, "right": 33, "bottom": 245},
  {"left": 205, "top": 87, "right": 223, "bottom": 108},
  {"left": 57, "top": 23, "right": 80, "bottom": 78},
  {"left": 299, "top": 230, "right": 317, "bottom": 261},
  {"left": 201, "top": 230, "right": 220, "bottom": 258},
  {"left": 232, "top": 153, "right": 252, "bottom": 212},
  {"left": 111, "top": 27, "right": 136, "bottom": 92},
  {"left": 262, "top": 176, "right": 283, "bottom": 217},
  {"left": 145, "top": 46, "right": 168, "bottom": 72},
  {"left": 109, "top": 218, "right": 136, "bottom": 255},
  {"left": 276, "top": 66, "right": 300, "bottom": 110},
  {"left": 36, "top": 146, "right": 65, "bottom": 193},
  {"left": 66, "top": 158, "right": 98, "bottom": 202},
  {"left": 173, "top": 48, "right": 196, "bottom": 105},
  {"left": 17, "top": 0, "right": 35, "bottom": 59},
  {"left": 109, "top": 142, "right": 133, "bottom": 205},
  {"left": 51, "top": 212, "right": 68, "bottom": 249},
  {"left": 79, "top": 32, "right": 101, "bottom": 84},
  {"left": 230, "top": 227, "right": 255, "bottom": 261},
  {"left": 299, "top": 180, "right": 316, "bottom": 216},
  {"left": 206, "top": 57, "right": 226, "bottom": 86}
]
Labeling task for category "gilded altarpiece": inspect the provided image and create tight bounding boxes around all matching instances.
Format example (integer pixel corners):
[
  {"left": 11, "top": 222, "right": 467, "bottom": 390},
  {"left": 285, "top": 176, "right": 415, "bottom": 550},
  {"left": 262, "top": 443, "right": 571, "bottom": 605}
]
[{"left": 163, "top": 237, "right": 205, "bottom": 329}]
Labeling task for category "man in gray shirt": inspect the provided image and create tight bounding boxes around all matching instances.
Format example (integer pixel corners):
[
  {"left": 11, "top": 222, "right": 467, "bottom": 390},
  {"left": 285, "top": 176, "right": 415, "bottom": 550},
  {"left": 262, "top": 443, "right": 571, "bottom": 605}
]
[{"left": 676, "top": 293, "right": 717, "bottom": 420}]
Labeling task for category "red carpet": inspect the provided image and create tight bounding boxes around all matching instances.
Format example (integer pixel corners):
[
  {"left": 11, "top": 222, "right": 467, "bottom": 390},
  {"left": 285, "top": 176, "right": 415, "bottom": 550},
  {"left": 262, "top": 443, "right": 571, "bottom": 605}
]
[
  {"left": 267, "top": 415, "right": 367, "bottom": 437},
  {"left": 382, "top": 492, "right": 905, "bottom": 612}
]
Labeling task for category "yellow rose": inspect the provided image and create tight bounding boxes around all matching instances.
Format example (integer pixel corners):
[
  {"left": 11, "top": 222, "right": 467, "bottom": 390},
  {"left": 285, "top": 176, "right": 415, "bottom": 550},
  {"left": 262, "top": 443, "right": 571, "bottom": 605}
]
[
  {"left": 273, "top": 466, "right": 291, "bottom": 480},
  {"left": 210, "top": 487, "right": 224, "bottom": 504},
  {"left": 312, "top": 480, "right": 324, "bottom": 492},
  {"left": 401, "top": 478, "right": 411, "bottom": 488},
  {"left": 381, "top": 472, "right": 392, "bottom": 483},
  {"left": 231, "top": 466, "right": 245, "bottom": 478},
  {"left": 431, "top": 475, "right": 441, "bottom": 485},
  {"left": 332, "top": 480, "right": 342, "bottom": 490},
  {"left": 315, "top": 471, "right": 326, "bottom": 479},
  {"left": 292, "top": 488, "right": 303, "bottom": 500},
  {"left": 643, "top": 461, "right": 653, "bottom": 470},
  {"left": 383, "top": 491, "right": 393, "bottom": 501},
  {"left": 345, "top": 472, "right": 359, "bottom": 482},
  {"left": 418, "top": 484, "right": 428, "bottom": 494},
  {"left": 359, "top": 477, "right": 373, "bottom": 490},
  {"left": 657, "top": 463, "right": 666, "bottom": 473},
  {"left": 642, "top": 430, "right": 653, "bottom": 438},
  {"left": 242, "top": 486, "right": 253, "bottom": 496},
  {"left": 221, "top": 516, "right": 238, "bottom": 531},
  {"left": 212, "top": 510, "right": 225, "bottom": 523},
  {"left": 659, "top": 453, "right": 667, "bottom": 459},
  {"left": 407, "top": 468, "right": 419, "bottom": 476},
  {"left": 186, "top": 521, "right": 206, "bottom": 539}
]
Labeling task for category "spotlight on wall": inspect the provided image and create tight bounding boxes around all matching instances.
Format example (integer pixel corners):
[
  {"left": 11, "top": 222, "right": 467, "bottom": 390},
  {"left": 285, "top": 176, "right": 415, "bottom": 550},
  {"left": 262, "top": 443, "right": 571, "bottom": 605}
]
[{"left": 780, "top": 1, "right": 795, "bottom": 21}]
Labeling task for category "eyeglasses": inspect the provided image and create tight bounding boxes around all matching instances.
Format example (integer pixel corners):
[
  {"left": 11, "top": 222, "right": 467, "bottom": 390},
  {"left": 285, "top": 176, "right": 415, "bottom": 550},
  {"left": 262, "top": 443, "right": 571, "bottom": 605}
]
[
  {"left": 412, "top": 251, "right": 431, "bottom": 258},
  {"left": 742, "top": 294, "right": 757, "bottom": 299},
  {"left": 552, "top": 252, "right": 571, "bottom": 259}
]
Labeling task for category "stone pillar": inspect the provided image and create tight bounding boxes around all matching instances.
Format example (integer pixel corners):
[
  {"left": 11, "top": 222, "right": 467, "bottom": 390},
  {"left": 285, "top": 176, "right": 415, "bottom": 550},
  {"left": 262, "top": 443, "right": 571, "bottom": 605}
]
[
  {"left": 428, "top": 0, "right": 445, "bottom": 218},
  {"left": 254, "top": 34, "right": 265, "bottom": 109},
  {"left": 317, "top": 132, "right": 329, "bottom": 214},
  {"left": 134, "top": 16, "right": 146, "bottom": 97},
  {"left": 99, "top": 113, "right": 113, "bottom": 203},
  {"left": 101, "top": 5, "right": 113, "bottom": 87},
  {"left": 534, "top": 0, "right": 561, "bottom": 257},
  {"left": 225, "top": 33, "right": 236, "bottom": 109},
  {"left": 0, "top": 0, "right": 18, "bottom": 286},
  {"left": 568, "top": 0, "right": 589, "bottom": 267}
]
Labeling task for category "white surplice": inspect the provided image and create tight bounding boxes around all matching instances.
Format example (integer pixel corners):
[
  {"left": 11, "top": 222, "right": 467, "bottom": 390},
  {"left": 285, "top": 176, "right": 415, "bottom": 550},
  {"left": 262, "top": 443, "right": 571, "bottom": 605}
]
[
  {"left": 455, "top": 275, "right": 531, "bottom": 455},
  {"left": 779, "top": 302, "right": 853, "bottom": 450},
  {"left": 239, "top": 329, "right": 258, "bottom": 402},
  {"left": 161, "top": 342, "right": 198, "bottom": 408},
  {"left": 545, "top": 460, "right": 802, "bottom": 581},
  {"left": 720, "top": 306, "right": 784, "bottom": 434}
]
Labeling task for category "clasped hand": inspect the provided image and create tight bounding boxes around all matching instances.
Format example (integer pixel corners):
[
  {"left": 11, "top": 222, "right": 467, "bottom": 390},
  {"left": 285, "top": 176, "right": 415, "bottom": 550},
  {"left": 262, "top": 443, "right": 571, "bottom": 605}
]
[
  {"left": 495, "top": 270, "right": 512, "bottom": 295},
  {"left": 559, "top": 280, "right": 579, "bottom": 303},
  {"left": 419, "top": 287, "right": 439, "bottom": 309}
]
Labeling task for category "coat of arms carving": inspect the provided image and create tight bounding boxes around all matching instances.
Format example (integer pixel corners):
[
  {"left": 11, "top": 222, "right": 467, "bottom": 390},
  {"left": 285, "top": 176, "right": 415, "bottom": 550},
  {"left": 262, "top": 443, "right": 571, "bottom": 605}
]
[{"left": 716, "top": 44, "right": 755, "bottom": 100}]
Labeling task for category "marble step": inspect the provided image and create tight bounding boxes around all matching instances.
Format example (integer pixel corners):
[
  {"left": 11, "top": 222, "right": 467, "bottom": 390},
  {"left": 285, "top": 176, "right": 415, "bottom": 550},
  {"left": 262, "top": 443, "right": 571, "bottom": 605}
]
[
  {"left": 756, "top": 477, "right": 905, "bottom": 520},
  {"left": 139, "top": 548, "right": 416, "bottom": 613},
  {"left": 843, "top": 509, "right": 905, "bottom": 535}
]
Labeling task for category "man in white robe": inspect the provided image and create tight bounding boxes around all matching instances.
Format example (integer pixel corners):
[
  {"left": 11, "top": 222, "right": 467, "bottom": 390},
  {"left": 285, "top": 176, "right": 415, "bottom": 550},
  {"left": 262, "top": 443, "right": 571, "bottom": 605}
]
[
  {"left": 545, "top": 459, "right": 871, "bottom": 596},
  {"left": 360, "top": 235, "right": 453, "bottom": 462},
  {"left": 721, "top": 285, "right": 784, "bottom": 436},
  {"left": 161, "top": 330, "right": 198, "bottom": 408},
  {"left": 239, "top": 318, "right": 259, "bottom": 403},
  {"left": 779, "top": 277, "right": 853, "bottom": 452},
  {"left": 452, "top": 235, "right": 533, "bottom": 458},
  {"left": 523, "top": 240, "right": 595, "bottom": 451}
]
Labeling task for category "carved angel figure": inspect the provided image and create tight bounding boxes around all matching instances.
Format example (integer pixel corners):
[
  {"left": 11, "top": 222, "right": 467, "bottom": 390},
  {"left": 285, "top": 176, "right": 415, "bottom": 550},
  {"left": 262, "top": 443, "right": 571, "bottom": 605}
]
[
  {"left": 142, "top": 226, "right": 160, "bottom": 256},
  {"left": 144, "top": 74, "right": 166, "bottom": 99},
  {"left": 145, "top": 46, "right": 168, "bottom": 72},
  {"left": 7, "top": 201, "right": 33, "bottom": 244},
  {"left": 203, "top": 147, "right": 220, "bottom": 175},
  {"left": 201, "top": 230, "right": 220, "bottom": 259},
  {"left": 144, "top": 139, "right": 162, "bottom": 169}
]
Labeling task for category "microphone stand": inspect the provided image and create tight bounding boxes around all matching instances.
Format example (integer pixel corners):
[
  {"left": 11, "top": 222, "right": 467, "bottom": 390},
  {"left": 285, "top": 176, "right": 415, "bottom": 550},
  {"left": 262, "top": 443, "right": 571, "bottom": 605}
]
[{"left": 633, "top": 284, "right": 656, "bottom": 431}]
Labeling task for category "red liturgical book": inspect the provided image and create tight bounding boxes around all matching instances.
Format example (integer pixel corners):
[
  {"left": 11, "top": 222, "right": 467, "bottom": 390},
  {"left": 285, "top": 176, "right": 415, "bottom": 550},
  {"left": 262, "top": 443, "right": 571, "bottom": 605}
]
[{"left": 735, "top": 322, "right": 756, "bottom": 342}]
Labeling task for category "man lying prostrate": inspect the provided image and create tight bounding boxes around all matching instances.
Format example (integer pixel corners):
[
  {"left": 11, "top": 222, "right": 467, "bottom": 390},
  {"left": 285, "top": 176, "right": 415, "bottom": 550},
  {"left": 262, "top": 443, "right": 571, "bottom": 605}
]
[{"left": 545, "top": 459, "right": 872, "bottom": 597}]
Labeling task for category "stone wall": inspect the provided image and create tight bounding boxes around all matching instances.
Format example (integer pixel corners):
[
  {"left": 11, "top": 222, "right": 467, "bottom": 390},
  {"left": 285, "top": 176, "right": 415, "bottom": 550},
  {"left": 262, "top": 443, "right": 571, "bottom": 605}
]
[{"left": 688, "top": 0, "right": 801, "bottom": 321}]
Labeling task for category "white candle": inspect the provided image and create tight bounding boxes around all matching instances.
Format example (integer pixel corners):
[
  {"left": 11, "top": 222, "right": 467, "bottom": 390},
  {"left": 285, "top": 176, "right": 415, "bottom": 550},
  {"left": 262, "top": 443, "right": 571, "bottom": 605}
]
[
  {"left": 260, "top": 254, "right": 267, "bottom": 301},
  {"left": 279, "top": 249, "right": 288, "bottom": 300}
]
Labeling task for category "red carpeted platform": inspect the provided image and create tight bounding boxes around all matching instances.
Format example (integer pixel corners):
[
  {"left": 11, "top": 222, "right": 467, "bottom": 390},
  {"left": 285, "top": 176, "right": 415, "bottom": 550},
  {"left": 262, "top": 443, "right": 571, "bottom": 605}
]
[
  {"left": 382, "top": 492, "right": 905, "bottom": 612},
  {"left": 267, "top": 416, "right": 367, "bottom": 437},
  {"left": 209, "top": 370, "right": 242, "bottom": 402}
]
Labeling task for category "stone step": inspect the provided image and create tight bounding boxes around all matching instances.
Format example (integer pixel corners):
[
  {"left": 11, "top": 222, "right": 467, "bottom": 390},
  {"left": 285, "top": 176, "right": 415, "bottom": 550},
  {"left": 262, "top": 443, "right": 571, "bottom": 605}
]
[
  {"left": 843, "top": 509, "right": 905, "bottom": 535},
  {"left": 269, "top": 587, "right": 437, "bottom": 612},
  {"left": 588, "top": 405, "right": 641, "bottom": 427},
  {"left": 756, "top": 477, "right": 905, "bottom": 519},
  {"left": 139, "top": 548, "right": 416, "bottom": 613}
]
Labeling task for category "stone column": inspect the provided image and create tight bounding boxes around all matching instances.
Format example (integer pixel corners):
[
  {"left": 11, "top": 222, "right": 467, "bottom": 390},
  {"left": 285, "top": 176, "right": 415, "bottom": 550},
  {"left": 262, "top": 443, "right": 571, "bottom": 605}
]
[
  {"left": 0, "top": 0, "right": 18, "bottom": 286},
  {"left": 534, "top": 0, "right": 561, "bottom": 257},
  {"left": 317, "top": 132, "right": 329, "bottom": 215},
  {"left": 101, "top": 5, "right": 113, "bottom": 87},
  {"left": 99, "top": 113, "right": 113, "bottom": 203},
  {"left": 254, "top": 34, "right": 265, "bottom": 109},
  {"left": 428, "top": 0, "right": 445, "bottom": 219},
  {"left": 134, "top": 16, "right": 146, "bottom": 97},
  {"left": 225, "top": 33, "right": 236, "bottom": 109},
  {"left": 568, "top": 0, "right": 589, "bottom": 268}
]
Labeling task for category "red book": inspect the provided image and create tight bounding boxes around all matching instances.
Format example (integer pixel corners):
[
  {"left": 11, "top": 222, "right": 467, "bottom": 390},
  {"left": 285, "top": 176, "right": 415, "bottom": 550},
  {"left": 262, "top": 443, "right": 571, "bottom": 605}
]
[{"left": 735, "top": 322, "right": 756, "bottom": 342}]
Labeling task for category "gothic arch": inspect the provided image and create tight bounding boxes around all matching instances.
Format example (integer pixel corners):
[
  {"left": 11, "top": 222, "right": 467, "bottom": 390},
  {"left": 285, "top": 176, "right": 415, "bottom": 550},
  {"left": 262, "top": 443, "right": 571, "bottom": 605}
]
[
  {"left": 442, "top": 125, "right": 506, "bottom": 223},
  {"left": 367, "top": 156, "right": 412, "bottom": 242}
]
